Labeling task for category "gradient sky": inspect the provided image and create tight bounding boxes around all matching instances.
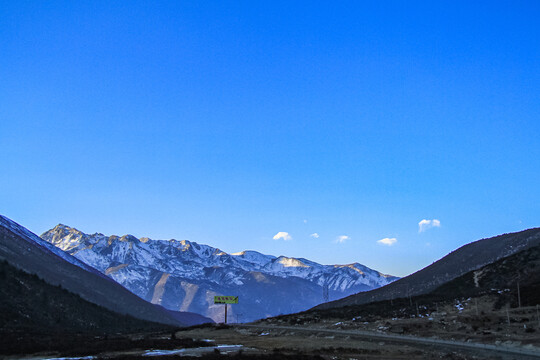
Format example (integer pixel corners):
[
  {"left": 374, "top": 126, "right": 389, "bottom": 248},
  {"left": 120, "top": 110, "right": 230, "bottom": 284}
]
[{"left": 1, "top": 1, "right": 539, "bottom": 276}]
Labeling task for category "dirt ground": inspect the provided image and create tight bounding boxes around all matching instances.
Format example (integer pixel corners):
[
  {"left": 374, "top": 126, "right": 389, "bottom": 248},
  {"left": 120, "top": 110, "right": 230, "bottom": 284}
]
[
  {"left": 339, "top": 298, "right": 536, "bottom": 345},
  {"left": 176, "top": 297, "right": 540, "bottom": 360},
  {"left": 6, "top": 296, "right": 540, "bottom": 359},
  {"left": 175, "top": 326, "right": 516, "bottom": 360}
]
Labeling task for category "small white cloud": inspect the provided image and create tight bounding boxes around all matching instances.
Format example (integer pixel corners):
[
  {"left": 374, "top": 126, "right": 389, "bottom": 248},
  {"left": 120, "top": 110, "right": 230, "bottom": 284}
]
[
  {"left": 273, "top": 232, "right": 292, "bottom": 241},
  {"left": 310, "top": 233, "right": 320, "bottom": 238},
  {"left": 418, "top": 219, "right": 441, "bottom": 233},
  {"left": 377, "top": 237, "right": 397, "bottom": 246},
  {"left": 335, "top": 235, "right": 349, "bottom": 243},
  {"left": 303, "top": 219, "right": 308, "bottom": 224}
]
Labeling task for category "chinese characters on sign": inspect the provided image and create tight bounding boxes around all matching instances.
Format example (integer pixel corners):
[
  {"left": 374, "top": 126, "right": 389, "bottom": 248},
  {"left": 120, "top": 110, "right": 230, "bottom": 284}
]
[{"left": 214, "top": 296, "right": 239, "bottom": 304}]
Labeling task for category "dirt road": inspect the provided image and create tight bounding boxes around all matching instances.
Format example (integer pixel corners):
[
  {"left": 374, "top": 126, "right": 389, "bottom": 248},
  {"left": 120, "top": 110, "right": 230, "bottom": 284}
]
[{"left": 234, "top": 323, "right": 540, "bottom": 359}]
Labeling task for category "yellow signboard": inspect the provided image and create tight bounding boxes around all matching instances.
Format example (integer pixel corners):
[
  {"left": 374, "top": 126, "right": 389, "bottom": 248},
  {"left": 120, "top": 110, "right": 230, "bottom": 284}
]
[{"left": 214, "top": 296, "right": 238, "bottom": 304}]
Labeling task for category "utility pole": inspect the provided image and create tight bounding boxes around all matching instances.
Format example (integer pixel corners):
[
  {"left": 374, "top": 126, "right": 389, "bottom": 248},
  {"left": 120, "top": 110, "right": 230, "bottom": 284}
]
[
  {"left": 536, "top": 304, "right": 540, "bottom": 327},
  {"left": 517, "top": 280, "right": 521, "bottom": 308},
  {"left": 213, "top": 296, "right": 238, "bottom": 324}
]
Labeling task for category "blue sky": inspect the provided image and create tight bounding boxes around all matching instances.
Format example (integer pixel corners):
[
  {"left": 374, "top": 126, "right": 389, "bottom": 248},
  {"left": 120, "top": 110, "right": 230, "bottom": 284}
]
[{"left": 1, "top": 1, "right": 539, "bottom": 276}]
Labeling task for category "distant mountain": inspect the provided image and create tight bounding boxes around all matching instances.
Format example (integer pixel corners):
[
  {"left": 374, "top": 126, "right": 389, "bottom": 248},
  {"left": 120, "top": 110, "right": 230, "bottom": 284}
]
[
  {"left": 314, "top": 227, "right": 540, "bottom": 310},
  {"left": 41, "top": 224, "right": 398, "bottom": 322},
  {"left": 0, "top": 215, "right": 211, "bottom": 327}
]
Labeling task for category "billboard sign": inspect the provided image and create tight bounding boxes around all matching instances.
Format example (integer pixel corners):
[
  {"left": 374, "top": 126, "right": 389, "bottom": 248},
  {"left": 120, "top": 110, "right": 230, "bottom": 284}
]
[{"left": 214, "top": 296, "right": 238, "bottom": 304}]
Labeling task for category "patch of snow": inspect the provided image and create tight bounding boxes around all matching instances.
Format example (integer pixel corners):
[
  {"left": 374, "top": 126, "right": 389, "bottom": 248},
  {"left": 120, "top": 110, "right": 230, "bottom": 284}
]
[
  {"left": 143, "top": 349, "right": 188, "bottom": 356},
  {"left": 216, "top": 345, "right": 244, "bottom": 349}
]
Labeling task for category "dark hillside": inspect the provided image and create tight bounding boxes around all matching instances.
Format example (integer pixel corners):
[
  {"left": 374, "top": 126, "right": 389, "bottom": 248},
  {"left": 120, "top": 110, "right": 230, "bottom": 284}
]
[
  {"left": 0, "top": 259, "right": 190, "bottom": 355},
  {"left": 315, "top": 228, "right": 540, "bottom": 310},
  {"left": 431, "top": 242, "right": 540, "bottom": 307},
  {"left": 0, "top": 259, "right": 168, "bottom": 335}
]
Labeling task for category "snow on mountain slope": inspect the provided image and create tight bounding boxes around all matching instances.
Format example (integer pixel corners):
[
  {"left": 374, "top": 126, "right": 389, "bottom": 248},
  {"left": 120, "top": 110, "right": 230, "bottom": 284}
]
[
  {"left": 41, "top": 224, "right": 399, "bottom": 322},
  {"left": 0, "top": 216, "right": 102, "bottom": 276},
  {"left": 230, "top": 250, "right": 276, "bottom": 268}
]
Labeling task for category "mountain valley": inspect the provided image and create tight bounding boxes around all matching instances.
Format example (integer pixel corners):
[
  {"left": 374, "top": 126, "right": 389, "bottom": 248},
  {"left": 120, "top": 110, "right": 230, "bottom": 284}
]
[{"left": 2, "top": 215, "right": 540, "bottom": 359}]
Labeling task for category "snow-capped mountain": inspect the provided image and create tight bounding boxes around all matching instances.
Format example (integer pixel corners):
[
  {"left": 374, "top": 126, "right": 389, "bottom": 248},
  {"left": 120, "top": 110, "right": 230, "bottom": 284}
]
[{"left": 41, "top": 224, "right": 399, "bottom": 322}]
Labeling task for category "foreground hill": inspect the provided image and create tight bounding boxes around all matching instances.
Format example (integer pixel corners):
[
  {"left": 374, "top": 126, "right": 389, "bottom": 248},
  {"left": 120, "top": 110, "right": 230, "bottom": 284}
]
[
  {"left": 304, "top": 239, "right": 540, "bottom": 321},
  {"left": 315, "top": 227, "right": 540, "bottom": 310},
  {"left": 254, "top": 241, "right": 540, "bottom": 355},
  {"left": 0, "top": 258, "right": 171, "bottom": 334},
  {"left": 431, "top": 239, "right": 540, "bottom": 307},
  {"left": 0, "top": 215, "right": 211, "bottom": 327},
  {"left": 0, "top": 258, "right": 217, "bottom": 357},
  {"left": 41, "top": 224, "right": 398, "bottom": 322}
]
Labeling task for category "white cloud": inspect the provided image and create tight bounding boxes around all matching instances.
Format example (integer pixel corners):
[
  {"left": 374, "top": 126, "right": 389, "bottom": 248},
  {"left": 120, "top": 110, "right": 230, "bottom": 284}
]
[
  {"left": 310, "top": 233, "right": 320, "bottom": 238},
  {"left": 418, "top": 219, "right": 441, "bottom": 233},
  {"left": 273, "top": 232, "right": 292, "bottom": 241},
  {"left": 303, "top": 219, "right": 308, "bottom": 224},
  {"left": 335, "top": 235, "right": 349, "bottom": 243},
  {"left": 377, "top": 237, "right": 397, "bottom": 246}
]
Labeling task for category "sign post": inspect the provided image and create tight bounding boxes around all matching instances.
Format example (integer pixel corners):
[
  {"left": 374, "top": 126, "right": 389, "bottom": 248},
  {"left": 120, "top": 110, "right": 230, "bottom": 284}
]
[{"left": 214, "top": 296, "right": 239, "bottom": 324}]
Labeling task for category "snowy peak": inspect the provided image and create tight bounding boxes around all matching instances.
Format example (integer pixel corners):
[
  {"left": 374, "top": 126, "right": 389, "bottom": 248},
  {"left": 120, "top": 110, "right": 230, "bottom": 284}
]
[
  {"left": 230, "top": 250, "right": 276, "bottom": 267},
  {"left": 277, "top": 256, "right": 310, "bottom": 268},
  {"left": 335, "top": 263, "right": 366, "bottom": 275}
]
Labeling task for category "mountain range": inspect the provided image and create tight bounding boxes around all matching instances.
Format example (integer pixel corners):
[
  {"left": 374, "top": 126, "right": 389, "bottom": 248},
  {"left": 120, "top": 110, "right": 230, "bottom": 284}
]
[{"left": 41, "top": 224, "right": 399, "bottom": 322}]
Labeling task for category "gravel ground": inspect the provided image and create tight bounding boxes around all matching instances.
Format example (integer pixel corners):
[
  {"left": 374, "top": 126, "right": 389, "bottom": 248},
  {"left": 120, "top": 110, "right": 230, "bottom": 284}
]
[{"left": 176, "top": 324, "right": 535, "bottom": 360}]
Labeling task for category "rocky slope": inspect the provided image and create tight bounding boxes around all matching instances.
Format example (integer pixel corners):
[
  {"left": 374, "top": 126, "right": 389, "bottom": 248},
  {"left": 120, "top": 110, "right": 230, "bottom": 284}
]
[{"left": 41, "top": 224, "right": 398, "bottom": 322}]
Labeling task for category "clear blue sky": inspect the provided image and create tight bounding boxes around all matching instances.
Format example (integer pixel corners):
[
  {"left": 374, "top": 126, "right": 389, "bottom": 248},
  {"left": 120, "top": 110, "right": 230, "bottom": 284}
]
[{"left": 1, "top": 1, "right": 539, "bottom": 276}]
